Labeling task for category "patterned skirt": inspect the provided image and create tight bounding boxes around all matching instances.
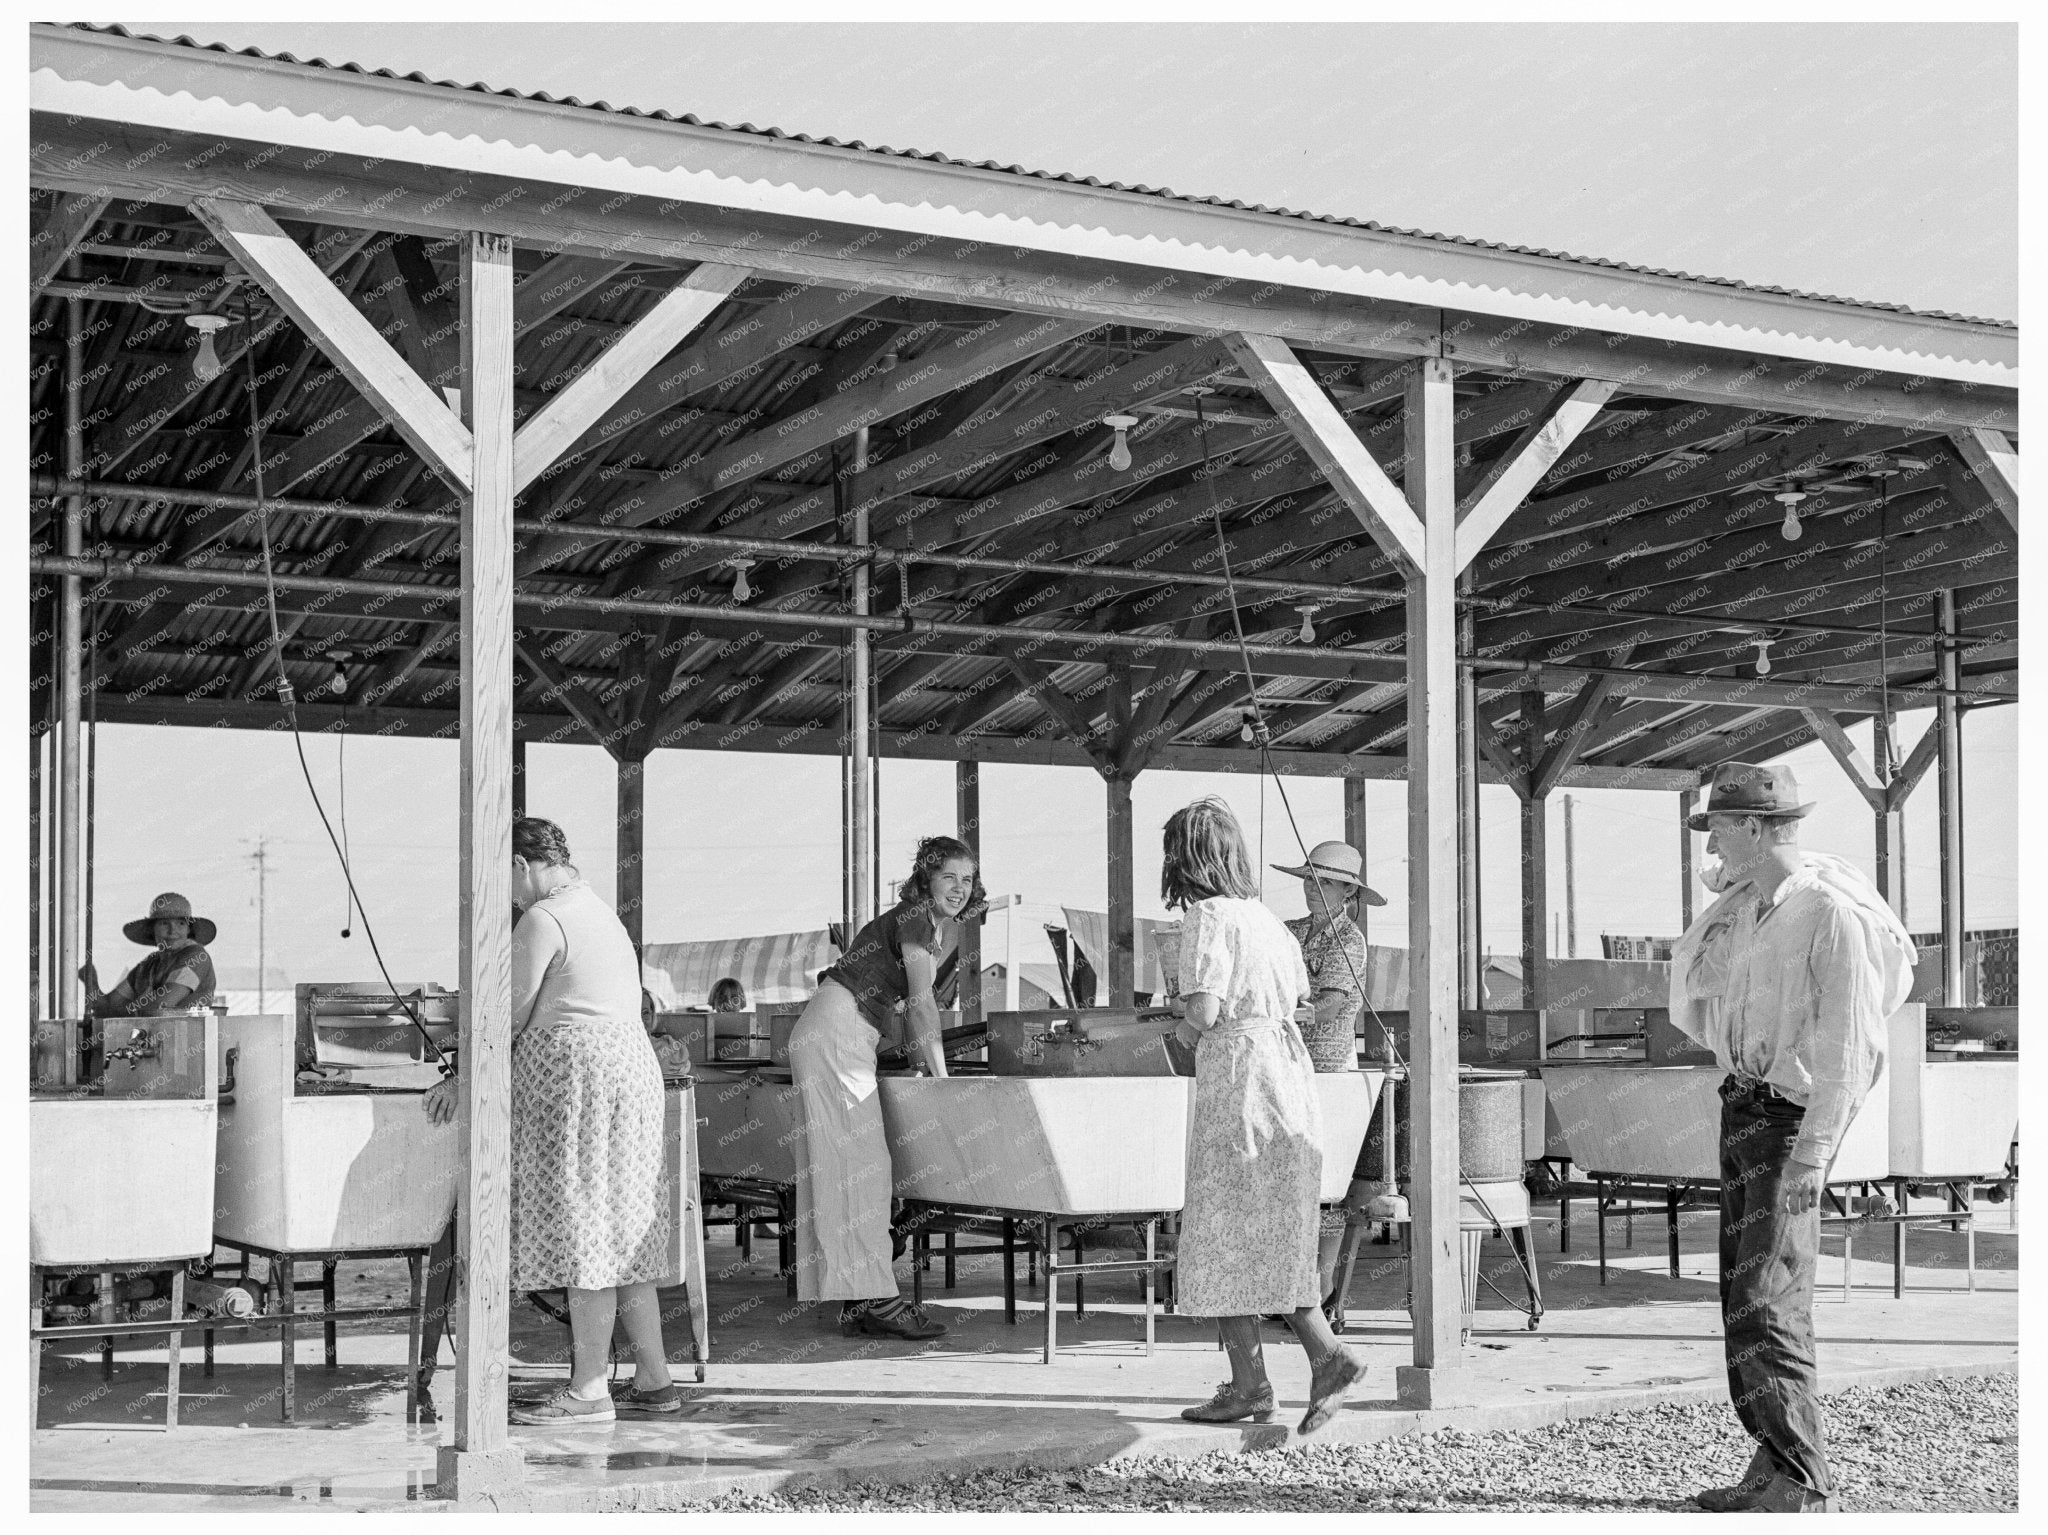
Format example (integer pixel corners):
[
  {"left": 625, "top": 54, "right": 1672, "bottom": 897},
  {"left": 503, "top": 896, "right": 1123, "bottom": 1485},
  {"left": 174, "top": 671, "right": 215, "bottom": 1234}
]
[
  {"left": 1177, "top": 1019, "right": 1325, "bottom": 1316},
  {"left": 510, "top": 1018, "right": 671, "bottom": 1291}
]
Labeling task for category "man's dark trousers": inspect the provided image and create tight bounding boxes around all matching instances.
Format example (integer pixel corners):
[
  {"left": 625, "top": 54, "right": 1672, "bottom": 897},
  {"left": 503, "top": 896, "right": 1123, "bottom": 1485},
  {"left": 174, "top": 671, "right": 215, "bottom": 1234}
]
[{"left": 1718, "top": 1077, "right": 1833, "bottom": 1497}]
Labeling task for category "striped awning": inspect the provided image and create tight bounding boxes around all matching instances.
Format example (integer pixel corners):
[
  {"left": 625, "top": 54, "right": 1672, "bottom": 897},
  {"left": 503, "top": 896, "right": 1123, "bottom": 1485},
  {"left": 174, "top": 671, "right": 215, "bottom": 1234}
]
[{"left": 641, "top": 929, "right": 837, "bottom": 1010}]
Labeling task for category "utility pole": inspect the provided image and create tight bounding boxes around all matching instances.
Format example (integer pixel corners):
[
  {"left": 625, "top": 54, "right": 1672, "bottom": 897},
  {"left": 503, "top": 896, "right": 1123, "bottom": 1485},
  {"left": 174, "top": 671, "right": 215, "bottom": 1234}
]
[
  {"left": 1562, "top": 793, "right": 1578, "bottom": 960},
  {"left": 246, "top": 835, "right": 271, "bottom": 1013}
]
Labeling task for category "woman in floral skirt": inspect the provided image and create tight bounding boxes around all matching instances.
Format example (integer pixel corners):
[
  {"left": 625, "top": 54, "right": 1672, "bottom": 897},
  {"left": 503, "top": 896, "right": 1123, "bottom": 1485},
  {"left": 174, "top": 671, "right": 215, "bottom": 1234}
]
[{"left": 1163, "top": 796, "right": 1365, "bottom": 1434}]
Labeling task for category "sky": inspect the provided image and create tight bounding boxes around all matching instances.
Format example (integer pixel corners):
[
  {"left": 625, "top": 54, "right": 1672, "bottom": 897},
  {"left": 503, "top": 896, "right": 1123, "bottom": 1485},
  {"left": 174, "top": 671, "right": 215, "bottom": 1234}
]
[{"left": 39, "top": 22, "right": 2022, "bottom": 1002}]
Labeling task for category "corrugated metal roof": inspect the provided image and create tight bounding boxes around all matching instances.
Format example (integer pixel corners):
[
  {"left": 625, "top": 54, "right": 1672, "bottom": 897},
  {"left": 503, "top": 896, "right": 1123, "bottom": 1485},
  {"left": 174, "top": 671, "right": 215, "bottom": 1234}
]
[{"left": 61, "top": 23, "right": 2012, "bottom": 331}]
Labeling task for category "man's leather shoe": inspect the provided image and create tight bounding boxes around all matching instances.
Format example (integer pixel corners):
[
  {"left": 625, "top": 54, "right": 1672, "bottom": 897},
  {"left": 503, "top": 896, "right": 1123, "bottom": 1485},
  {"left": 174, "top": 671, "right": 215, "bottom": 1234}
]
[
  {"left": 1694, "top": 1444, "right": 1774, "bottom": 1511},
  {"left": 1748, "top": 1470, "right": 1839, "bottom": 1513}
]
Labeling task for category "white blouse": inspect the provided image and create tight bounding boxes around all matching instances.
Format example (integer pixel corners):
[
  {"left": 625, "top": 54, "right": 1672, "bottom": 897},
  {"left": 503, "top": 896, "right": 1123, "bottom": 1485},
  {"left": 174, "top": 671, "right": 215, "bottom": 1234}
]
[{"left": 1177, "top": 896, "right": 1312, "bottom": 1032}]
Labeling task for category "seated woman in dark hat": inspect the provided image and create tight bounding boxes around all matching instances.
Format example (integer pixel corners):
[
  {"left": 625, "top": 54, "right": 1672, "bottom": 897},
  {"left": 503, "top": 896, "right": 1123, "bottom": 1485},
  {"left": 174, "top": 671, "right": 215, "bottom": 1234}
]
[{"left": 80, "top": 891, "right": 218, "bottom": 1016}]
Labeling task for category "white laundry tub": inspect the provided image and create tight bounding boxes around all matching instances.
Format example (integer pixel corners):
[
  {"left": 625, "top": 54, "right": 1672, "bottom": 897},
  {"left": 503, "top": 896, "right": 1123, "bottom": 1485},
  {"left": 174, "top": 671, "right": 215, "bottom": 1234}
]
[
  {"left": 1886, "top": 1005, "right": 2020, "bottom": 1178},
  {"left": 1313, "top": 1070, "right": 1382, "bottom": 1200},
  {"left": 214, "top": 1015, "right": 458, "bottom": 1252},
  {"left": 881, "top": 1076, "right": 1192, "bottom": 1214},
  {"left": 1539, "top": 1058, "right": 1890, "bottom": 1183},
  {"left": 31, "top": 1096, "right": 218, "bottom": 1267}
]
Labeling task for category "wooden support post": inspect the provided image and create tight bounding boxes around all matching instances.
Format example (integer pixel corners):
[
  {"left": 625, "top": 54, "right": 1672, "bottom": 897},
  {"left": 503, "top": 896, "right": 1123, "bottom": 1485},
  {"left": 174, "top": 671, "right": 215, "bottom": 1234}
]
[
  {"left": 1398, "top": 356, "right": 1467, "bottom": 1403},
  {"left": 1872, "top": 712, "right": 1906, "bottom": 918},
  {"left": 845, "top": 428, "right": 875, "bottom": 936},
  {"left": 440, "top": 230, "right": 523, "bottom": 1500},
  {"left": 956, "top": 761, "right": 984, "bottom": 1026},
  {"left": 1563, "top": 793, "right": 1578, "bottom": 959},
  {"left": 1679, "top": 789, "right": 1699, "bottom": 931},
  {"left": 1456, "top": 594, "right": 1483, "bottom": 1009},
  {"left": 1519, "top": 691, "right": 1547, "bottom": 1011},
  {"left": 1106, "top": 773, "right": 1136, "bottom": 1007},
  {"left": 616, "top": 751, "right": 646, "bottom": 954},
  {"left": 1936, "top": 592, "right": 1965, "bottom": 1005},
  {"left": 510, "top": 738, "right": 527, "bottom": 822},
  {"left": 1343, "top": 776, "right": 1368, "bottom": 946}
]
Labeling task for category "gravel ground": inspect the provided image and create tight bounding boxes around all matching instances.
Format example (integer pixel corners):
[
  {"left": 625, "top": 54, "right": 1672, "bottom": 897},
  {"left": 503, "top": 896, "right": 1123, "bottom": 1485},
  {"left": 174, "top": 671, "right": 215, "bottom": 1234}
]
[{"left": 705, "top": 1371, "right": 2017, "bottom": 1513}]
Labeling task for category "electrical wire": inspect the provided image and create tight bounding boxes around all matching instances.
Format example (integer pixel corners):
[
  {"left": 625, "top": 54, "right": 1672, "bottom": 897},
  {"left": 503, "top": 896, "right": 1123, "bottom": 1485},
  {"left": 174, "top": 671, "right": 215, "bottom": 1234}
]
[
  {"left": 237, "top": 291, "right": 447, "bottom": 1074},
  {"left": 1190, "top": 388, "right": 1545, "bottom": 1312}
]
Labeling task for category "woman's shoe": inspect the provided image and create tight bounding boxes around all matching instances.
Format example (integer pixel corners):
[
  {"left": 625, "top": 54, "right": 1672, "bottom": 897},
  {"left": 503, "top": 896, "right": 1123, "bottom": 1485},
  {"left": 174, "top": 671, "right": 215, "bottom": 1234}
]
[
  {"left": 1179, "top": 1380, "right": 1277, "bottom": 1424},
  {"left": 613, "top": 1381, "right": 687, "bottom": 1415},
  {"left": 1297, "top": 1347, "right": 1365, "bottom": 1436},
  {"left": 509, "top": 1388, "right": 616, "bottom": 1425},
  {"left": 845, "top": 1302, "right": 948, "bottom": 1341}
]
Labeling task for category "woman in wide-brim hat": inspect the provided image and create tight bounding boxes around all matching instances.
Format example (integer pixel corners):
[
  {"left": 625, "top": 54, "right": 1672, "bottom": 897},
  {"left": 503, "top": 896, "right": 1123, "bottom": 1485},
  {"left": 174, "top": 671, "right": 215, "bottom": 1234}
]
[
  {"left": 1271, "top": 841, "right": 1386, "bottom": 1312},
  {"left": 1272, "top": 841, "right": 1383, "bottom": 1069},
  {"left": 80, "top": 891, "right": 219, "bottom": 1017}
]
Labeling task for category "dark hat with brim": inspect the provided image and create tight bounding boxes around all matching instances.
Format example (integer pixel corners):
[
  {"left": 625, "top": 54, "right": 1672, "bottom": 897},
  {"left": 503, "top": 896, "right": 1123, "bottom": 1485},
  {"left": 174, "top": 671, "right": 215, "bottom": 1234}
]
[
  {"left": 1687, "top": 762, "right": 1816, "bottom": 832},
  {"left": 123, "top": 891, "right": 217, "bottom": 947}
]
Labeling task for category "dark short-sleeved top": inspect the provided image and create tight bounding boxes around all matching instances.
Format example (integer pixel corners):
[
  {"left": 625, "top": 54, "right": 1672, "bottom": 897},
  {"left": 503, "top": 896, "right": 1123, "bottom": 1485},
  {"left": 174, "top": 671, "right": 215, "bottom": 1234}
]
[
  {"left": 821, "top": 901, "right": 957, "bottom": 1031},
  {"left": 112, "top": 942, "right": 216, "bottom": 1013}
]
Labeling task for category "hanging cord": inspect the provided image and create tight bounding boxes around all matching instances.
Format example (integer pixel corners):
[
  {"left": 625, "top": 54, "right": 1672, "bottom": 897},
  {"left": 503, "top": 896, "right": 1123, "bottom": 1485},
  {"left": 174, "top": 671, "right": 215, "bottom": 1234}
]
[
  {"left": 337, "top": 698, "right": 355, "bottom": 940},
  {"left": 1192, "top": 392, "right": 1542, "bottom": 1308},
  {"left": 238, "top": 291, "right": 447, "bottom": 1073}
]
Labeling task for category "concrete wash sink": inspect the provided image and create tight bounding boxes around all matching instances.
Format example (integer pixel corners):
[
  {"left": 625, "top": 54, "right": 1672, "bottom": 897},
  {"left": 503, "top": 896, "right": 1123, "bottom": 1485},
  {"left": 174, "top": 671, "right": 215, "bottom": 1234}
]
[
  {"left": 878, "top": 1071, "right": 1382, "bottom": 1215},
  {"left": 1538, "top": 1056, "right": 1891, "bottom": 1183},
  {"left": 213, "top": 1015, "right": 457, "bottom": 1251}
]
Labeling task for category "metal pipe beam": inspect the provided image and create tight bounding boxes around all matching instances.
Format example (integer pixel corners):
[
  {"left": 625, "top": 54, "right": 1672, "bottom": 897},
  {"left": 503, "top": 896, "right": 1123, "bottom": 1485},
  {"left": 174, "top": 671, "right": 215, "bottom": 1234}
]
[
  {"left": 28, "top": 475, "right": 1390, "bottom": 604},
  {"left": 1937, "top": 591, "right": 1966, "bottom": 1003},
  {"left": 57, "top": 286, "right": 85, "bottom": 1020},
  {"left": 847, "top": 427, "right": 875, "bottom": 937}
]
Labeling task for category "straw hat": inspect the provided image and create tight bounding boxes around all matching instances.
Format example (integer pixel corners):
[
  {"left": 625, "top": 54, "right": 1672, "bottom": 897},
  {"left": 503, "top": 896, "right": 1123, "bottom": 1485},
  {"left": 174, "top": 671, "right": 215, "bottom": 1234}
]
[
  {"left": 1271, "top": 841, "right": 1386, "bottom": 906},
  {"left": 122, "top": 891, "right": 217, "bottom": 947},
  {"left": 1686, "top": 762, "right": 1816, "bottom": 831}
]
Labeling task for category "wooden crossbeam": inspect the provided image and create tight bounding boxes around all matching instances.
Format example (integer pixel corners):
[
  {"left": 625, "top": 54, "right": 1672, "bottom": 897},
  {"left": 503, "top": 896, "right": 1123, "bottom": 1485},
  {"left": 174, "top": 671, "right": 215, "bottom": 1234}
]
[
  {"left": 30, "top": 191, "right": 109, "bottom": 292},
  {"left": 1886, "top": 719, "right": 1943, "bottom": 811},
  {"left": 1226, "top": 332, "right": 1424, "bottom": 570},
  {"left": 1947, "top": 428, "right": 2018, "bottom": 530},
  {"left": 1454, "top": 379, "right": 1618, "bottom": 570},
  {"left": 998, "top": 646, "right": 1114, "bottom": 767},
  {"left": 515, "top": 636, "right": 618, "bottom": 750},
  {"left": 511, "top": 263, "right": 749, "bottom": 491},
  {"left": 260, "top": 249, "right": 626, "bottom": 496},
  {"left": 194, "top": 199, "right": 473, "bottom": 488},
  {"left": 1530, "top": 674, "right": 1619, "bottom": 799},
  {"left": 1484, "top": 416, "right": 1938, "bottom": 555}
]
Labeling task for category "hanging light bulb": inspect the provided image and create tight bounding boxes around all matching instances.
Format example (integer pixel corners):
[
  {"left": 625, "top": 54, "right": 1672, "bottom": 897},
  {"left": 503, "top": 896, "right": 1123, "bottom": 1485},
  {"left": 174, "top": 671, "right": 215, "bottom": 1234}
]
[
  {"left": 1752, "top": 636, "right": 1774, "bottom": 676},
  {"left": 1774, "top": 489, "right": 1808, "bottom": 542},
  {"left": 328, "top": 650, "right": 352, "bottom": 696},
  {"left": 1102, "top": 413, "right": 1139, "bottom": 473},
  {"left": 186, "top": 313, "right": 231, "bottom": 382},
  {"left": 1241, "top": 711, "right": 1257, "bottom": 743},
  {"left": 727, "top": 557, "right": 756, "bottom": 602},
  {"left": 1294, "top": 603, "right": 1321, "bottom": 644}
]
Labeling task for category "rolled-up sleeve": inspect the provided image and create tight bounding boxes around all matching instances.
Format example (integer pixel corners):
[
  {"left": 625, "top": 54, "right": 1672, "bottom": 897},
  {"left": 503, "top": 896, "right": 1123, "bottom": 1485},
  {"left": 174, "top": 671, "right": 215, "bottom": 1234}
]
[{"left": 1790, "top": 905, "right": 1886, "bottom": 1168}]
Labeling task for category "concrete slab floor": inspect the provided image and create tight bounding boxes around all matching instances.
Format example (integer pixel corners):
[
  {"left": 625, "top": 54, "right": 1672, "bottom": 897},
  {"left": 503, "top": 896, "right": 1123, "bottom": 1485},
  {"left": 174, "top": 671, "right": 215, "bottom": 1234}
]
[{"left": 30, "top": 1196, "right": 2017, "bottom": 1512}]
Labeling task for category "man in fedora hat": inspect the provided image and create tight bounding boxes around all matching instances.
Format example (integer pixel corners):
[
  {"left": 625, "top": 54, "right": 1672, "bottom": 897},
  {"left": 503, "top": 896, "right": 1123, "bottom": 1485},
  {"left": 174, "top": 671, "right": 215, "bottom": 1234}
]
[
  {"left": 80, "top": 891, "right": 219, "bottom": 1017},
  {"left": 1669, "top": 763, "right": 1914, "bottom": 1513},
  {"left": 1272, "top": 840, "right": 1387, "bottom": 1312}
]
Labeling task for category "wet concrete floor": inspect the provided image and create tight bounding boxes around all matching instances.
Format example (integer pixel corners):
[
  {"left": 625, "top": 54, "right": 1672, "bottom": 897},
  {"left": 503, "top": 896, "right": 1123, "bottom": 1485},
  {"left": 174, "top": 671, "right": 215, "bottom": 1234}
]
[{"left": 30, "top": 1193, "right": 2018, "bottom": 1511}]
